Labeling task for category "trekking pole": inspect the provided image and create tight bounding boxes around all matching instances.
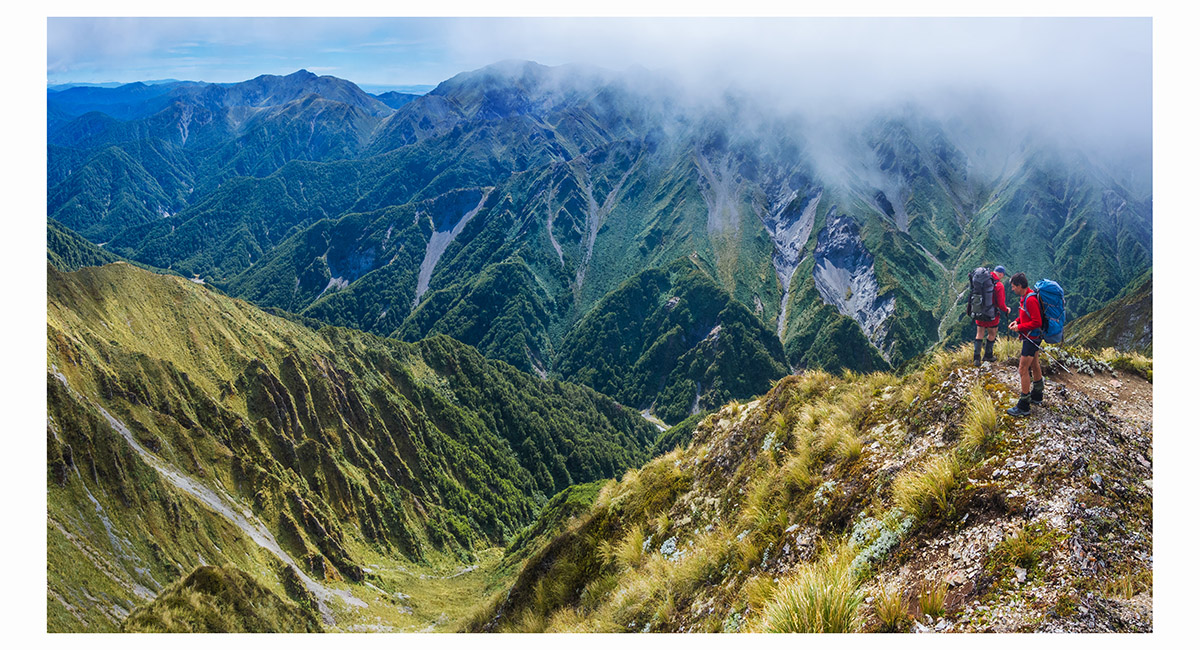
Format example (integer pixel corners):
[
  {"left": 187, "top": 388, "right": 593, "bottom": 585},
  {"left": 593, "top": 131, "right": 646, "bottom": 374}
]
[{"left": 1018, "top": 332, "right": 1071, "bottom": 374}]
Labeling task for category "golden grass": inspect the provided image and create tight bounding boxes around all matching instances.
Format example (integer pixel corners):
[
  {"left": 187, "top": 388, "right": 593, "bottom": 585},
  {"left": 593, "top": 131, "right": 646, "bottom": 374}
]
[
  {"left": 739, "top": 470, "right": 780, "bottom": 533},
  {"left": 790, "top": 370, "right": 836, "bottom": 401},
  {"left": 917, "top": 343, "right": 974, "bottom": 401},
  {"left": 780, "top": 445, "right": 813, "bottom": 496},
  {"left": 1104, "top": 566, "right": 1153, "bottom": 600},
  {"left": 546, "top": 607, "right": 591, "bottom": 632},
  {"left": 992, "top": 523, "right": 1055, "bottom": 571},
  {"left": 1098, "top": 347, "right": 1153, "bottom": 382},
  {"left": 873, "top": 585, "right": 910, "bottom": 632},
  {"left": 744, "top": 574, "right": 778, "bottom": 612},
  {"left": 893, "top": 454, "right": 962, "bottom": 520},
  {"left": 798, "top": 399, "right": 864, "bottom": 464},
  {"left": 917, "top": 580, "right": 947, "bottom": 618},
  {"left": 837, "top": 432, "right": 863, "bottom": 463},
  {"left": 759, "top": 543, "right": 862, "bottom": 633},
  {"left": 958, "top": 383, "right": 1000, "bottom": 457},
  {"left": 578, "top": 574, "right": 620, "bottom": 612},
  {"left": 993, "top": 336, "right": 1021, "bottom": 361},
  {"left": 607, "top": 523, "right": 646, "bottom": 570},
  {"left": 606, "top": 552, "right": 671, "bottom": 626}
]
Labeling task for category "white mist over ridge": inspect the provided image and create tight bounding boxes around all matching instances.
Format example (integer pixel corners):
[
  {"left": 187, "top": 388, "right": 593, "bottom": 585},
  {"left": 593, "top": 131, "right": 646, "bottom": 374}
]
[
  {"left": 442, "top": 18, "right": 1151, "bottom": 180},
  {"left": 48, "top": 17, "right": 1150, "bottom": 172}
]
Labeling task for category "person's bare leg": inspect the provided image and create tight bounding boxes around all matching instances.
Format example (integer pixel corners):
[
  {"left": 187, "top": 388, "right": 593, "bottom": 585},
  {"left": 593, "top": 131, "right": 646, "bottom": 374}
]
[
  {"left": 1031, "top": 353, "right": 1043, "bottom": 382},
  {"left": 1018, "top": 355, "right": 1032, "bottom": 394}
]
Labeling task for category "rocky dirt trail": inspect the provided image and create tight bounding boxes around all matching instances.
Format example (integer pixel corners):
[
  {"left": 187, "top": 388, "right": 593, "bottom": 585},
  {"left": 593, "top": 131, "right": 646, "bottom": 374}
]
[{"left": 859, "top": 354, "right": 1153, "bottom": 633}]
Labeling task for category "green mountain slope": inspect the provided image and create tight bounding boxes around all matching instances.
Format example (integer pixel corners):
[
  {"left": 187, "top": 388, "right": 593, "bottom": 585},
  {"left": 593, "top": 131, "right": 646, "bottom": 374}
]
[
  {"left": 1065, "top": 271, "right": 1152, "bottom": 354},
  {"left": 47, "top": 262, "right": 656, "bottom": 631},
  {"left": 47, "top": 218, "right": 123, "bottom": 271},
  {"left": 49, "top": 61, "right": 1152, "bottom": 385},
  {"left": 121, "top": 565, "right": 323, "bottom": 633},
  {"left": 556, "top": 259, "right": 788, "bottom": 424}
]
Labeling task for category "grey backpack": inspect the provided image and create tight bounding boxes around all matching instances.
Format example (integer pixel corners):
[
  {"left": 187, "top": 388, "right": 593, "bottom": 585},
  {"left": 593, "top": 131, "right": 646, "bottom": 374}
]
[{"left": 967, "top": 267, "right": 996, "bottom": 321}]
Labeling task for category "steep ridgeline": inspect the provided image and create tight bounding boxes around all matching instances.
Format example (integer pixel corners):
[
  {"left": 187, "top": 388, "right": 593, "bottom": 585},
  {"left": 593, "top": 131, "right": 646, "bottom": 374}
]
[
  {"left": 48, "top": 70, "right": 392, "bottom": 242},
  {"left": 48, "top": 218, "right": 124, "bottom": 271},
  {"left": 121, "top": 565, "right": 323, "bottom": 633},
  {"left": 50, "top": 61, "right": 1152, "bottom": 379},
  {"left": 1065, "top": 271, "right": 1152, "bottom": 354},
  {"left": 468, "top": 342, "right": 1153, "bottom": 633},
  {"left": 46, "top": 262, "right": 656, "bottom": 631},
  {"left": 555, "top": 259, "right": 789, "bottom": 425}
]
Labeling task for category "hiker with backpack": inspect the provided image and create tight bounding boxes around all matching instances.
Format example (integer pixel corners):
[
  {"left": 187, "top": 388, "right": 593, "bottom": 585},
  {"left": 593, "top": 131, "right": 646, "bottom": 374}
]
[
  {"left": 967, "top": 265, "right": 1009, "bottom": 366},
  {"left": 1006, "top": 273, "right": 1042, "bottom": 416},
  {"left": 1004, "top": 273, "right": 1066, "bottom": 417}
]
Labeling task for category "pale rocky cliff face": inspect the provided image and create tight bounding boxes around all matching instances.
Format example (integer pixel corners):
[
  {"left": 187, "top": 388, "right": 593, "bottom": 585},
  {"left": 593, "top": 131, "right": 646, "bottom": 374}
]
[{"left": 812, "top": 211, "right": 895, "bottom": 356}]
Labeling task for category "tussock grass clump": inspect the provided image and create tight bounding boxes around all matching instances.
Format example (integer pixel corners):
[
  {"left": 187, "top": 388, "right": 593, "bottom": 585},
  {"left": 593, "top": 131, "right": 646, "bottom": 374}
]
[
  {"left": 668, "top": 530, "right": 734, "bottom": 591},
  {"left": 603, "top": 523, "right": 646, "bottom": 570},
  {"left": 873, "top": 586, "right": 909, "bottom": 632},
  {"left": 788, "top": 370, "right": 837, "bottom": 405},
  {"left": 916, "top": 347, "right": 955, "bottom": 400},
  {"left": 837, "top": 432, "right": 863, "bottom": 463},
  {"left": 992, "top": 523, "right": 1056, "bottom": 572},
  {"left": 1098, "top": 347, "right": 1153, "bottom": 382},
  {"left": 739, "top": 471, "right": 783, "bottom": 535},
  {"left": 606, "top": 552, "right": 672, "bottom": 626},
  {"left": 578, "top": 574, "right": 620, "bottom": 612},
  {"left": 759, "top": 543, "right": 862, "bottom": 633},
  {"left": 1104, "top": 566, "right": 1152, "bottom": 599},
  {"left": 797, "top": 399, "right": 865, "bottom": 465},
  {"left": 862, "top": 371, "right": 898, "bottom": 395},
  {"left": 958, "top": 383, "right": 1001, "bottom": 457},
  {"left": 993, "top": 336, "right": 1021, "bottom": 361},
  {"left": 893, "top": 379, "right": 920, "bottom": 411},
  {"left": 893, "top": 454, "right": 962, "bottom": 520},
  {"left": 744, "top": 574, "right": 778, "bottom": 612},
  {"left": 546, "top": 607, "right": 591, "bottom": 632},
  {"left": 917, "top": 580, "right": 947, "bottom": 618},
  {"left": 780, "top": 445, "right": 813, "bottom": 496}
]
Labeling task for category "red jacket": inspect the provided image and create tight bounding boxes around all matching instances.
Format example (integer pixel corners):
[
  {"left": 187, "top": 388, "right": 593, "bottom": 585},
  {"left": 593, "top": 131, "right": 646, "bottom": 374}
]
[
  {"left": 1015, "top": 290, "right": 1043, "bottom": 336},
  {"left": 974, "top": 271, "right": 1010, "bottom": 327}
]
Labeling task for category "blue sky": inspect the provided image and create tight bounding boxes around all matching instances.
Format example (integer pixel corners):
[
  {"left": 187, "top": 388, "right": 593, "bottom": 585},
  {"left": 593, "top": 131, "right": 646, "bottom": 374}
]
[{"left": 48, "top": 18, "right": 463, "bottom": 89}]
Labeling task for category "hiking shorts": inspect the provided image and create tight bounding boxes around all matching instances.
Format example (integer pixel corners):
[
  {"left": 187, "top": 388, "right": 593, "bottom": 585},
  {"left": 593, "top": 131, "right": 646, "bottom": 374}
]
[{"left": 1021, "top": 337, "right": 1041, "bottom": 358}]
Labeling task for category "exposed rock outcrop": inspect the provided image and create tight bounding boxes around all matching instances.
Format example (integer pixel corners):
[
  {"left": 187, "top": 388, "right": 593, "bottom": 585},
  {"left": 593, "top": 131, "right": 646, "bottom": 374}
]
[{"left": 812, "top": 212, "right": 895, "bottom": 355}]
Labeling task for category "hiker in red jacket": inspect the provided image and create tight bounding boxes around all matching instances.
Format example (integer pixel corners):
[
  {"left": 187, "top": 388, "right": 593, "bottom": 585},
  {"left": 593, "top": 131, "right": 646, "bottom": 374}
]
[
  {"left": 1006, "top": 272, "right": 1044, "bottom": 416},
  {"left": 973, "top": 265, "right": 1009, "bottom": 366}
]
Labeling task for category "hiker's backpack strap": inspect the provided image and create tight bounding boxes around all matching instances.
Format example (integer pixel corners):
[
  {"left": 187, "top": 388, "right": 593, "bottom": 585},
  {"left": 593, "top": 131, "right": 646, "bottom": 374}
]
[{"left": 1025, "top": 292, "right": 1043, "bottom": 339}]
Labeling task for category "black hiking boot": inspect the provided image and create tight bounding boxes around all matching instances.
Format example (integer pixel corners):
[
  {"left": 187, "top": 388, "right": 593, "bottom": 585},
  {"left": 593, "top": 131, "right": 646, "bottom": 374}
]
[
  {"left": 983, "top": 339, "right": 996, "bottom": 363},
  {"left": 1031, "top": 379, "right": 1044, "bottom": 405},
  {"left": 1006, "top": 393, "right": 1031, "bottom": 417},
  {"left": 974, "top": 339, "right": 983, "bottom": 367}
]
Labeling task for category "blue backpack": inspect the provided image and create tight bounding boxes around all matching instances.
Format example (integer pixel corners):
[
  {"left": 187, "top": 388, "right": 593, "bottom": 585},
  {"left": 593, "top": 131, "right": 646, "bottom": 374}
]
[{"left": 1033, "top": 279, "right": 1065, "bottom": 343}]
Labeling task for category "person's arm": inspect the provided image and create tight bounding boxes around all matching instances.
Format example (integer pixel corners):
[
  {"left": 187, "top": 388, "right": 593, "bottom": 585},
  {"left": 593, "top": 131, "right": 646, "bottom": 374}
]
[
  {"left": 996, "top": 282, "right": 1008, "bottom": 314},
  {"left": 1017, "top": 295, "right": 1042, "bottom": 333}
]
